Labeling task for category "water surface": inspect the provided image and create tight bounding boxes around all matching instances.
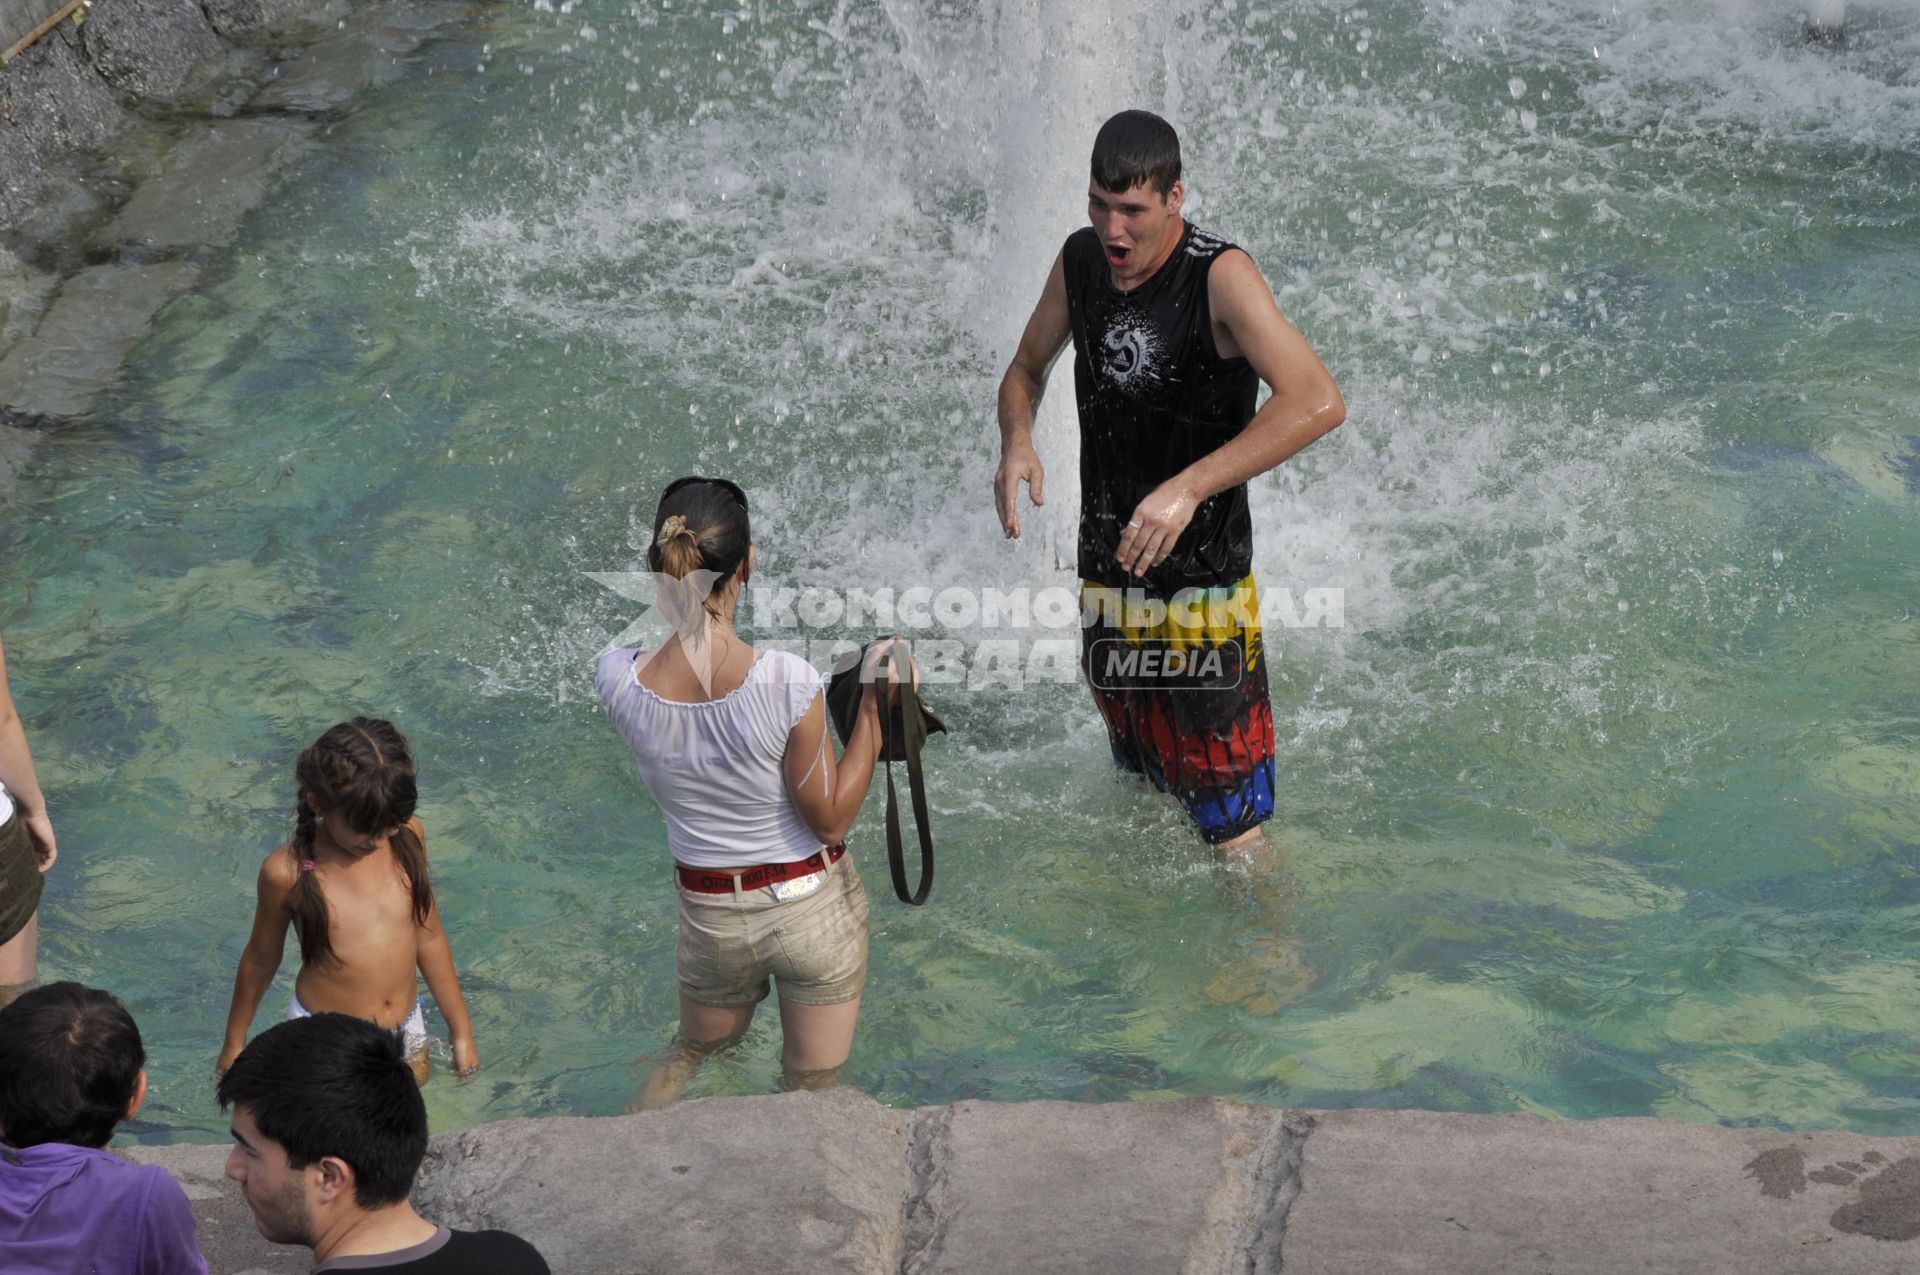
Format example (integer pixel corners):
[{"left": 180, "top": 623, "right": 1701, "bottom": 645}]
[{"left": 3, "top": 0, "right": 1918, "bottom": 1139}]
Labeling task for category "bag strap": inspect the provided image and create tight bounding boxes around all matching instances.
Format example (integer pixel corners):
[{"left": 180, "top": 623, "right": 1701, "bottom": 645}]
[{"left": 875, "top": 656, "right": 934, "bottom": 906}]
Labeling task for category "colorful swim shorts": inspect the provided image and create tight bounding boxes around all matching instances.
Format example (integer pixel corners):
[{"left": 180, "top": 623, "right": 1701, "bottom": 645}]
[{"left": 1079, "top": 573, "right": 1276, "bottom": 844}]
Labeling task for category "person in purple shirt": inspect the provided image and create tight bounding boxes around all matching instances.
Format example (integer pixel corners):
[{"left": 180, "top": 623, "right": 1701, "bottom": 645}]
[{"left": 0, "top": 982, "right": 208, "bottom": 1274}]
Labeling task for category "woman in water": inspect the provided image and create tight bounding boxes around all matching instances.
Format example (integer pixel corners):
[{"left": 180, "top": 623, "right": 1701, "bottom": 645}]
[
  {"left": 0, "top": 636, "right": 57, "bottom": 1001},
  {"left": 217, "top": 718, "right": 479, "bottom": 1084},
  {"left": 596, "top": 475, "right": 889, "bottom": 1107}
]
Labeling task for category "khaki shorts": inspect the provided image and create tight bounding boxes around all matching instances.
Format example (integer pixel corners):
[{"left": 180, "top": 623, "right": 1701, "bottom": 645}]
[{"left": 676, "top": 852, "right": 869, "bottom": 1008}]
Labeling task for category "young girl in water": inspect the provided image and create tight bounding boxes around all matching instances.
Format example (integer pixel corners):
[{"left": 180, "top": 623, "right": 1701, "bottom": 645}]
[{"left": 217, "top": 718, "right": 478, "bottom": 1084}]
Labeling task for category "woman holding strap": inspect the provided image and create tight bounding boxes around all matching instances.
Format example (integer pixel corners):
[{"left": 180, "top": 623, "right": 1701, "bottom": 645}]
[
  {"left": 595, "top": 475, "right": 892, "bottom": 1107},
  {"left": 0, "top": 636, "right": 58, "bottom": 1001}
]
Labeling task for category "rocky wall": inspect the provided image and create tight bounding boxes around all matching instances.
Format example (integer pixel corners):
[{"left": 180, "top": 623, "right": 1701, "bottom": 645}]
[{"left": 127, "top": 1090, "right": 1920, "bottom": 1275}]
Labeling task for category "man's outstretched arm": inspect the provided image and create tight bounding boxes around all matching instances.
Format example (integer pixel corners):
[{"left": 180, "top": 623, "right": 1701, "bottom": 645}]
[
  {"left": 1116, "top": 249, "right": 1345, "bottom": 576},
  {"left": 995, "top": 251, "right": 1070, "bottom": 539}
]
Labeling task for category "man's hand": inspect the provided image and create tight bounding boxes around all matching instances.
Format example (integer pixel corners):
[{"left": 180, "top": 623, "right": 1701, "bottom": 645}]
[
  {"left": 1117, "top": 481, "right": 1199, "bottom": 578},
  {"left": 452, "top": 1035, "right": 481, "bottom": 1080},
  {"left": 215, "top": 1042, "right": 242, "bottom": 1076},
  {"left": 994, "top": 443, "right": 1047, "bottom": 539}
]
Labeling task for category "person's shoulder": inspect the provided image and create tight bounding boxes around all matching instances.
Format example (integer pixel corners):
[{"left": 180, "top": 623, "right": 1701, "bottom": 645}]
[
  {"left": 445, "top": 1228, "right": 551, "bottom": 1273},
  {"left": 595, "top": 646, "right": 637, "bottom": 678},
  {"left": 128, "top": 1156, "right": 198, "bottom": 1205},
  {"left": 90, "top": 1153, "right": 196, "bottom": 1210},
  {"left": 759, "top": 648, "right": 825, "bottom": 687},
  {"left": 593, "top": 647, "right": 638, "bottom": 699},
  {"left": 258, "top": 844, "right": 300, "bottom": 892},
  {"left": 1063, "top": 225, "right": 1101, "bottom": 264},
  {"left": 1184, "top": 224, "right": 1245, "bottom": 265}
]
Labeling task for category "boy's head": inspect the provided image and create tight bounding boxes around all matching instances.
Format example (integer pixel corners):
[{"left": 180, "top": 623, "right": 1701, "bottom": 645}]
[
  {"left": 1090, "top": 109, "right": 1182, "bottom": 198},
  {"left": 0, "top": 982, "right": 148, "bottom": 1149},
  {"left": 218, "top": 1013, "right": 427, "bottom": 1246}
]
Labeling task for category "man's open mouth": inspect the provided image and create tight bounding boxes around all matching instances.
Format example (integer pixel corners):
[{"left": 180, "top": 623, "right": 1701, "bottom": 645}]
[{"left": 1106, "top": 244, "right": 1131, "bottom": 265}]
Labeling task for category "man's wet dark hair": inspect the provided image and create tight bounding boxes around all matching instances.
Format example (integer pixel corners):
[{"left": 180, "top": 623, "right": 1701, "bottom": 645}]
[
  {"left": 0, "top": 982, "right": 145, "bottom": 1150},
  {"left": 217, "top": 1013, "right": 427, "bottom": 1208},
  {"left": 1091, "top": 109, "right": 1182, "bottom": 197}
]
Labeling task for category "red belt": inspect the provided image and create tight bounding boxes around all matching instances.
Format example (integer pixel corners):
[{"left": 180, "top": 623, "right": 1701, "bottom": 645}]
[{"left": 675, "top": 844, "right": 846, "bottom": 895}]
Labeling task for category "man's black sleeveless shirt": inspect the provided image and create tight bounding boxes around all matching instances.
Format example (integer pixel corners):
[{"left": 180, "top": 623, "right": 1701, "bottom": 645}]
[{"left": 1063, "top": 222, "right": 1260, "bottom": 596}]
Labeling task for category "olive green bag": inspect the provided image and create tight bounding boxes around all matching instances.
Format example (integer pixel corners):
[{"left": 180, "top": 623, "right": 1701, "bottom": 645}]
[{"left": 825, "top": 639, "right": 945, "bottom": 905}]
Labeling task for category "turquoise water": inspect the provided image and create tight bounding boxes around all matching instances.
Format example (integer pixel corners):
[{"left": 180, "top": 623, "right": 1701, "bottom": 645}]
[{"left": 4, "top": 0, "right": 1920, "bottom": 1141}]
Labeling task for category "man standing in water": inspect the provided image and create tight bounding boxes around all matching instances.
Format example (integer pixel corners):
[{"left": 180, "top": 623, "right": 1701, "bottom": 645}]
[{"left": 995, "top": 110, "right": 1345, "bottom": 852}]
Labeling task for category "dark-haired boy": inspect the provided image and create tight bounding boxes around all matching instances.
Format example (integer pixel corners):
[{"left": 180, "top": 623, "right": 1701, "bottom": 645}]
[
  {"left": 219, "top": 1012, "right": 548, "bottom": 1273},
  {"left": 994, "top": 108, "right": 1346, "bottom": 851},
  {"left": 0, "top": 982, "right": 209, "bottom": 1274}
]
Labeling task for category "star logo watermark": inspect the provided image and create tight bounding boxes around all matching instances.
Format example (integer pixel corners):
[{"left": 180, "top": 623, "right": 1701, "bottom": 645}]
[{"left": 585, "top": 567, "right": 726, "bottom": 693}]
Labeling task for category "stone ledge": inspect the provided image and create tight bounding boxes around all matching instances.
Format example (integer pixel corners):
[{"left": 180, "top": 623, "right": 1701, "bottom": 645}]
[{"left": 125, "top": 1095, "right": 1920, "bottom": 1275}]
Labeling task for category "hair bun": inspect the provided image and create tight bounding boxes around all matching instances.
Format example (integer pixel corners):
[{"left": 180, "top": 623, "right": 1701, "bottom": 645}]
[{"left": 657, "top": 515, "right": 700, "bottom": 547}]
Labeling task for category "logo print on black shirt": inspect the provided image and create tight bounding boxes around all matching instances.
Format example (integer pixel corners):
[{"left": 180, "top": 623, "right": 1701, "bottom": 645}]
[{"left": 1100, "top": 308, "right": 1161, "bottom": 392}]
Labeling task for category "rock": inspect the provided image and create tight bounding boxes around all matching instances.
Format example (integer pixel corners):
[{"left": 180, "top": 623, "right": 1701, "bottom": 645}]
[
  {"left": 413, "top": 1088, "right": 910, "bottom": 1274},
  {"left": 125, "top": 1100, "right": 1920, "bottom": 1275},
  {"left": 0, "top": 259, "right": 200, "bottom": 419},
  {"left": 0, "top": 421, "right": 37, "bottom": 504},
  {"left": 0, "top": 28, "right": 131, "bottom": 228},
  {"left": 249, "top": 31, "right": 393, "bottom": 115},
  {"left": 95, "top": 118, "right": 310, "bottom": 251},
  {"left": 0, "top": 249, "right": 58, "bottom": 351},
  {"left": 1282, "top": 1109, "right": 1920, "bottom": 1274},
  {"left": 80, "top": 0, "right": 226, "bottom": 101},
  {"left": 903, "top": 1097, "right": 1304, "bottom": 1275},
  {"left": 199, "top": 0, "right": 321, "bottom": 40},
  {"left": 121, "top": 1142, "right": 308, "bottom": 1274}
]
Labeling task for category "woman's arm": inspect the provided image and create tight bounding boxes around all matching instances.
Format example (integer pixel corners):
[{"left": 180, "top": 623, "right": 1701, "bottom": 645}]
[
  {"left": 414, "top": 831, "right": 479, "bottom": 1078},
  {"left": 0, "top": 637, "right": 56, "bottom": 873},
  {"left": 217, "top": 855, "right": 294, "bottom": 1072},
  {"left": 782, "top": 653, "right": 893, "bottom": 845}
]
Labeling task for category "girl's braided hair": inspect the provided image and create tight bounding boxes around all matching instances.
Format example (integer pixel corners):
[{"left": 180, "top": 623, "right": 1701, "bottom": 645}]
[{"left": 287, "top": 718, "right": 432, "bottom": 967}]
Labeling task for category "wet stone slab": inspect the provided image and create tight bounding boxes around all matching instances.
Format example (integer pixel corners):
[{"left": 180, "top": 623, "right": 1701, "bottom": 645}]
[
  {"left": 412, "top": 1088, "right": 911, "bottom": 1275},
  {"left": 904, "top": 1097, "right": 1304, "bottom": 1275},
  {"left": 0, "top": 422, "right": 38, "bottom": 502},
  {"left": 248, "top": 32, "right": 395, "bottom": 114},
  {"left": 0, "top": 251, "right": 58, "bottom": 351},
  {"left": 0, "top": 259, "right": 200, "bottom": 420},
  {"left": 124, "top": 1098, "right": 1920, "bottom": 1274},
  {"left": 1283, "top": 1109, "right": 1920, "bottom": 1275},
  {"left": 95, "top": 119, "right": 312, "bottom": 253},
  {"left": 244, "top": 0, "right": 475, "bottom": 112},
  {"left": 200, "top": 0, "right": 329, "bottom": 40}
]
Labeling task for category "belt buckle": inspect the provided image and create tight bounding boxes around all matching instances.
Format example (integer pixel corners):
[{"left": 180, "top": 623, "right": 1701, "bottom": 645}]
[{"left": 769, "top": 871, "right": 824, "bottom": 902}]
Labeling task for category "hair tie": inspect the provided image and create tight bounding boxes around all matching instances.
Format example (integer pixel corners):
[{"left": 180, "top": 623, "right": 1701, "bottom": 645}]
[
  {"left": 300, "top": 859, "right": 317, "bottom": 873},
  {"left": 657, "top": 515, "right": 699, "bottom": 547}
]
